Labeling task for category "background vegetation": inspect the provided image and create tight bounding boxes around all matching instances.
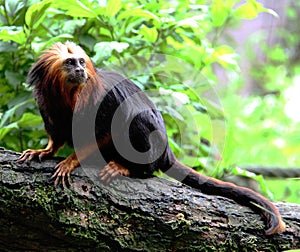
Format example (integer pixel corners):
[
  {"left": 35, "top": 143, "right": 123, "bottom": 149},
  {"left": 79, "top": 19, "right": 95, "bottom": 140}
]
[{"left": 0, "top": 0, "right": 299, "bottom": 203}]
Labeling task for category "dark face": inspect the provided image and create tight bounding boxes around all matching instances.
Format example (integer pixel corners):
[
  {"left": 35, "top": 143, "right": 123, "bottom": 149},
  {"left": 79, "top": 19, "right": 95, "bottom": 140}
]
[{"left": 62, "top": 57, "right": 88, "bottom": 84}]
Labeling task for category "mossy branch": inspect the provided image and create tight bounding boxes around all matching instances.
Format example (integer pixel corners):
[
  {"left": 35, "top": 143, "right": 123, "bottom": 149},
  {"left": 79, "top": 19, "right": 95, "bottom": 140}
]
[{"left": 0, "top": 148, "right": 299, "bottom": 251}]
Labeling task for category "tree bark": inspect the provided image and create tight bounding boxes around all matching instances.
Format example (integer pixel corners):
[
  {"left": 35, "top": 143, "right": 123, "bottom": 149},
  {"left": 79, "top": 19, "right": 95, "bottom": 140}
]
[{"left": 0, "top": 148, "right": 299, "bottom": 251}]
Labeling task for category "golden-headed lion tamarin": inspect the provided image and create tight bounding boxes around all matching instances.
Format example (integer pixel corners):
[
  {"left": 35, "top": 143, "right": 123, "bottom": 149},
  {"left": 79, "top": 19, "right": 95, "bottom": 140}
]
[{"left": 18, "top": 42, "right": 285, "bottom": 235}]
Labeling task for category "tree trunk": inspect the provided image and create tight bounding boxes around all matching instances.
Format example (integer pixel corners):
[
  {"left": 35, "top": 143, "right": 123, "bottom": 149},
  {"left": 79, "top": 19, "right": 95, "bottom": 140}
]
[{"left": 0, "top": 148, "right": 299, "bottom": 251}]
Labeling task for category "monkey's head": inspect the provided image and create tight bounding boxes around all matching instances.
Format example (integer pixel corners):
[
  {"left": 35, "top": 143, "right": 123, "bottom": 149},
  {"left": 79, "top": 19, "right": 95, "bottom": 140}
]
[
  {"left": 27, "top": 42, "right": 102, "bottom": 109},
  {"left": 27, "top": 41, "right": 97, "bottom": 88}
]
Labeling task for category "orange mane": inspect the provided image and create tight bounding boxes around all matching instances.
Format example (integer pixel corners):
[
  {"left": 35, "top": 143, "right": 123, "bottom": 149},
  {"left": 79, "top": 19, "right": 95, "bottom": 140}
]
[{"left": 27, "top": 42, "right": 102, "bottom": 110}]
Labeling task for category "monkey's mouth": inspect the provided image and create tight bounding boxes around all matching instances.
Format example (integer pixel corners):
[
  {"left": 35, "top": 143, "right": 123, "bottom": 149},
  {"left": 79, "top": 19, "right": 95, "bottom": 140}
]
[{"left": 67, "top": 72, "right": 88, "bottom": 84}]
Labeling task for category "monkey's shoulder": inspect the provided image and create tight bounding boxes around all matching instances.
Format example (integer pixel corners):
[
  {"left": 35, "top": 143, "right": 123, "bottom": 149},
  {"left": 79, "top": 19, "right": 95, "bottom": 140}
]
[
  {"left": 96, "top": 69, "right": 154, "bottom": 112},
  {"left": 97, "top": 69, "right": 143, "bottom": 96},
  {"left": 94, "top": 69, "right": 165, "bottom": 130}
]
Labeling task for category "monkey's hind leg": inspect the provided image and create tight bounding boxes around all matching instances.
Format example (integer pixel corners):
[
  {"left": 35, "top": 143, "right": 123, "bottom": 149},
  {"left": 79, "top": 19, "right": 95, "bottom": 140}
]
[
  {"left": 99, "top": 161, "right": 130, "bottom": 184},
  {"left": 18, "top": 137, "right": 59, "bottom": 163}
]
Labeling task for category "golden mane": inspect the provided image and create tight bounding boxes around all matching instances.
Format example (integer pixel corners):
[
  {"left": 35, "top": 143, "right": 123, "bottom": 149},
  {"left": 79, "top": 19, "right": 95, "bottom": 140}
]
[{"left": 27, "top": 41, "right": 102, "bottom": 110}]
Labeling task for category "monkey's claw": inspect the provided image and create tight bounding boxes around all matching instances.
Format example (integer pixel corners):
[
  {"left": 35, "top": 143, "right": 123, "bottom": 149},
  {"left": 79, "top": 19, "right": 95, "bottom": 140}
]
[
  {"left": 52, "top": 163, "right": 72, "bottom": 187},
  {"left": 51, "top": 155, "right": 78, "bottom": 187},
  {"left": 18, "top": 149, "right": 52, "bottom": 163},
  {"left": 99, "top": 161, "right": 130, "bottom": 184}
]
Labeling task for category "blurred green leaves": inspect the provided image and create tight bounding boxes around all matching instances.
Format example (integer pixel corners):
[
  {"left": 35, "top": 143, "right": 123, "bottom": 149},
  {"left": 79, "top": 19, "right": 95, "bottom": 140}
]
[
  {"left": 25, "top": 0, "right": 52, "bottom": 29},
  {"left": 0, "top": 27, "right": 25, "bottom": 44},
  {"left": 106, "top": 0, "right": 122, "bottom": 18},
  {"left": 234, "top": 0, "right": 278, "bottom": 19},
  {"left": 53, "top": 0, "right": 97, "bottom": 18},
  {"left": 1, "top": 0, "right": 297, "bottom": 203}
]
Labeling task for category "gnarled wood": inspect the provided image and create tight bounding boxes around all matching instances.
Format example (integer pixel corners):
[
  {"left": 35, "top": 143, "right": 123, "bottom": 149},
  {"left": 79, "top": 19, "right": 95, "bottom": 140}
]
[{"left": 0, "top": 148, "right": 299, "bottom": 251}]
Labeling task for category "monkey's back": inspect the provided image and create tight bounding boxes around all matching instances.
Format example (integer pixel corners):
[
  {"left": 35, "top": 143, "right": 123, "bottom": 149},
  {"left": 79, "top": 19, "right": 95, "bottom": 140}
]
[{"left": 85, "top": 70, "right": 176, "bottom": 177}]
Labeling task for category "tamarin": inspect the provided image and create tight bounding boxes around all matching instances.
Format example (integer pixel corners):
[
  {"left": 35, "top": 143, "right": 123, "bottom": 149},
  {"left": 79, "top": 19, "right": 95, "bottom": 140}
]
[{"left": 18, "top": 42, "right": 285, "bottom": 235}]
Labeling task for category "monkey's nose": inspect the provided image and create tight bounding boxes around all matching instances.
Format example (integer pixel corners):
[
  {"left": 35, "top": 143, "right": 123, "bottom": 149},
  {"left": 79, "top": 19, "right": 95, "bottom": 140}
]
[{"left": 75, "top": 67, "right": 84, "bottom": 73}]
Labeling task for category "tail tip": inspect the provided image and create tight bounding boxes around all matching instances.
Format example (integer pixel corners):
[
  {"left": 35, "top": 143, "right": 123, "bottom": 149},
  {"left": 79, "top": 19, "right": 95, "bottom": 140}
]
[{"left": 265, "top": 219, "right": 286, "bottom": 235}]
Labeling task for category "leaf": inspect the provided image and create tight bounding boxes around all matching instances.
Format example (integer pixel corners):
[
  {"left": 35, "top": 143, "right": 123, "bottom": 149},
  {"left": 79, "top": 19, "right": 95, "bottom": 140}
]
[
  {"left": 168, "top": 138, "right": 182, "bottom": 155},
  {"left": 0, "top": 100, "right": 30, "bottom": 128},
  {"left": 139, "top": 25, "right": 158, "bottom": 43},
  {"left": 234, "top": 0, "right": 266, "bottom": 19},
  {"left": 30, "top": 34, "right": 74, "bottom": 53},
  {"left": 0, "top": 41, "right": 18, "bottom": 53},
  {"left": 0, "top": 122, "right": 18, "bottom": 141},
  {"left": 176, "top": 16, "right": 203, "bottom": 28},
  {"left": 210, "top": 0, "right": 230, "bottom": 27},
  {"left": 5, "top": 70, "right": 24, "bottom": 87},
  {"left": 0, "top": 27, "right": 26, "bottom": 44},
  {"left": 53, "top": 0, "right": 97, "bottom": 18},
  {"left": 106, "top": 0, "right": 122, "bottom": 17},
  {"left": 25, "top": 0, "right": 52, "bottom": 29},
  {"left": 92, "top": 41, "right": 129, "bottom": 64},
  {"left": 17, "top": 113, "right": 43, "bottom": 128},
  {"left": 4, "top": 0, "right": 25, "bottom": 18},
  {"left": 206, "top": 45, "right": 238, "bottom": 68},
  {"left": 181, "top": 155, "right": 202, "bottom": 167},
  {"left": 117, "top": 8, "right": 160, "bottom": 23}
]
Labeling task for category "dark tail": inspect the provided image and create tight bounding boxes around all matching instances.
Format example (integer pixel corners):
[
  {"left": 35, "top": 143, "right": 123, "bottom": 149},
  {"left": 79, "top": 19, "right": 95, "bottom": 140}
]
[{"left": 165, "top": 160, "right": 285, "bottom": 235}]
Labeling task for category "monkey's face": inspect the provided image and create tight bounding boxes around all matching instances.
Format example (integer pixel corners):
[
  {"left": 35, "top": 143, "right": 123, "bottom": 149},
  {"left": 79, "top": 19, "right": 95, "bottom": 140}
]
[{"left": 62, "top": 57, "right": 88, "bottom": 84}]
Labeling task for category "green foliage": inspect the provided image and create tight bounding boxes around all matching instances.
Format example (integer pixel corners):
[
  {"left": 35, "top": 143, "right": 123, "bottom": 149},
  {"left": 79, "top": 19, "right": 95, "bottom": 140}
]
[
  {"left": 0, "top": 0, "right": 240, "bottom": 153},
  {"left": 218, "top": 2, "right": 300, "bottom": 203},
  {"left": 1, "top": 0, "right": 297, "bottom": 202}
]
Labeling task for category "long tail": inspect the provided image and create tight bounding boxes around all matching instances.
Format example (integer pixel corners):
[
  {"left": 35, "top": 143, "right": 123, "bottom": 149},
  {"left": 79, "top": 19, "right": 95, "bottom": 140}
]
[{"left": 165, "top": 160, "right": 285, "bottom": 235}]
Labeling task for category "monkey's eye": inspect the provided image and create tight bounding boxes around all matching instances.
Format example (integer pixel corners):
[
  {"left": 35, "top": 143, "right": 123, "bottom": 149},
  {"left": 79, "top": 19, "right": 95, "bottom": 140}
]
[
  {"left": 65, "top": 58, "right": 73, "bottom": 65},
  {"left": 79, "top": 58, "right": 85, "bottom": 66}
]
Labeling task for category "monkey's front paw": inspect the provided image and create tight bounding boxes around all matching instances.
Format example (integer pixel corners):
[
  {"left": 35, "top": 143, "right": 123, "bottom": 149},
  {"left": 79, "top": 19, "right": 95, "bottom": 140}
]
[
  {"left": 99, "top": 161, "right": 130, "bottom": 184},
  {"left": 18, "top": 149, "right": 53, "bottom": 163},
  {"left": 51, "top": 157, "right": 78, "bottom": 187}
]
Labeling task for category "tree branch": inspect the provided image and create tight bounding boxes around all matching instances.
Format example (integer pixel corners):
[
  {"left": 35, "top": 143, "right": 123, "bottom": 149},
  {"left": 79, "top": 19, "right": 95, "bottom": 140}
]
[{"left": 0, "top": 148, "right": 299, "bottom": 251}]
